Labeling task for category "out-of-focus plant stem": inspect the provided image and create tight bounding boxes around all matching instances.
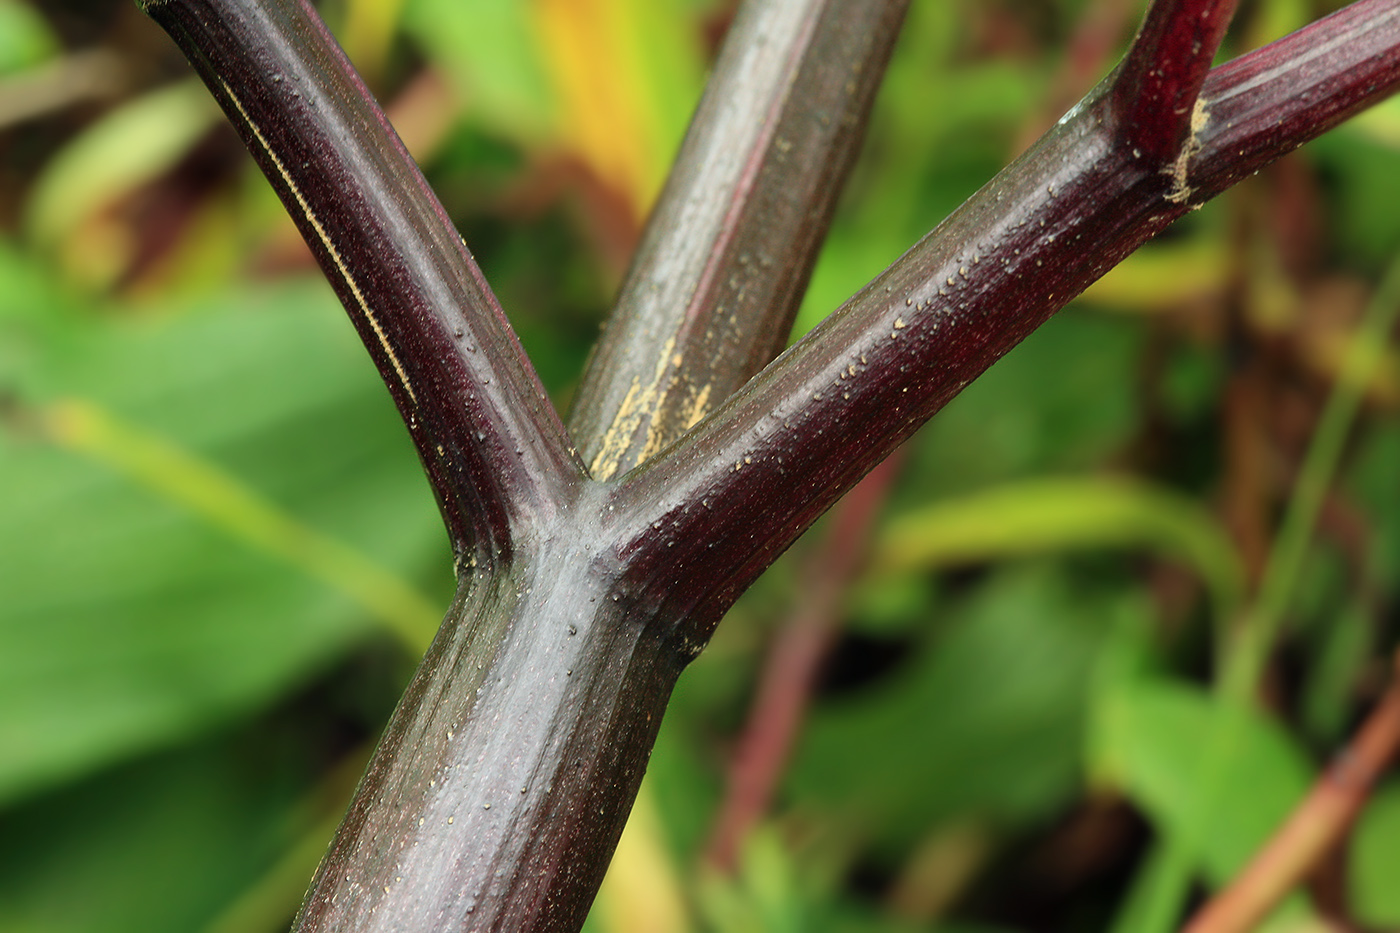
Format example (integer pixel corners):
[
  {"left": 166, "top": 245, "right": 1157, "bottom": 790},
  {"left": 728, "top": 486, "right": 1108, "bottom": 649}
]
[
  {"left": 1120, "top": 252, "right": 1400, "bottom": 933},
  {"left": 704, "top": 453, "right": 902, "bottom": 872},
  {"left": 1181, "top": 652, "right": 1400, "bottom": 933}
]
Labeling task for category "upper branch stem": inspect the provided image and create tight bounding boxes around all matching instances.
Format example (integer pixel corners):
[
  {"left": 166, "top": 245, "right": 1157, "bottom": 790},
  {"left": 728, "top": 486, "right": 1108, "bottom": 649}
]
[
  {"left": 613, "top": 0, "right": 1400, "bottom": 644},
  {"left": 141, "top": 0, "right": 583, "bottom": 566},
  {"left": 568, "top": 0, "right": 908, "bottom": 480},
  {"left": 1111, "top": 0, "right": 1239, "bottom": 164},
  {"left": 1192, "top": 0, "right": 1400, "bottom": 196}
]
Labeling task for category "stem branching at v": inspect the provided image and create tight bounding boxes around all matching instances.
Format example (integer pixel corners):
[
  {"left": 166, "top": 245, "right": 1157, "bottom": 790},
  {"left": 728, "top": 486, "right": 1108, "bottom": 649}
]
[{"left": 136, "top": 0, "right": 1400, "bottom": 928}]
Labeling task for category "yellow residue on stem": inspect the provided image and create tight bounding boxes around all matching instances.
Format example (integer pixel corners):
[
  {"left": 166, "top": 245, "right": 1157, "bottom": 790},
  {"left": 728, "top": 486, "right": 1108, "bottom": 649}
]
[
  {"left": 589, "top": 336, "right": 679, "bottom": 481},
  {"left": 1165, "top": 96, "right": 1209, "bottom": 205},
  {"left": 217, "top": 79, "right": 418, "bottom": 407}
]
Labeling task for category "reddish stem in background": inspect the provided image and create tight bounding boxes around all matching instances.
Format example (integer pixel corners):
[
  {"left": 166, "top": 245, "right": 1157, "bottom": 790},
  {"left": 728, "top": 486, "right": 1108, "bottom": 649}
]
[
  {"left": 1181, "top": 653, "right": 1400, "bottom": 933},
  {"left": 705, "top": 453, "right": 902, "bottom": 872}
]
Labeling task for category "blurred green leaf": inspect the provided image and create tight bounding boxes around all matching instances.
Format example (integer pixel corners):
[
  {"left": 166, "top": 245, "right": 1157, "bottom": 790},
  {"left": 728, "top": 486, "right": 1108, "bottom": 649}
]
[
  {"left": 39, "top": 398, "right": 439, "bottom": 652},
  {"left": 1309, "top": 127, "right": 1400, "bottom": 270},
  {"left": 697, "top": 830, "right": 809, "bottom": 933},
  {"left": 0, "top": 0, "right": 56, "bottom": 76},
  {"left": 1347, "top": 421, "right": 1400, "bottom": 591},
  {"left": 0, "top": 732, "right": 313, "bottom": 933},
  {"left": 1078, "top": 239, "right": 1230, "bottom": 313},
  {"left": 25, "top": 80, "right": 220, "bottom": 247},
  {"left": 1350, "top": 781, "right": 1400, "bottom": 927},
  {"left": 1348, "top": 95, "right": 1400, "bottom": 151},
  {"left": 0, "top": 242, "right": 445, "bottom": 803},
  {"left": 795, "top": 8, "right": 1040, "bottom": 340},
  {"left": 869, "top": 475, "right": 1243, "bottom": 621},
  {"left": 1089, "top": 675, "right": 1313, "bottom": 884},
  {"left": 1300, "top": 594, "right": 1373, "bottom": 745},
  {"left": 340, "top": 0, "right": 409, "bottom": 82},
  {"left": 792, "top": 566, "right": 1136, "bottom": 854},
  {"left": 402, "top": 0, "right": 555, "bottom": 142},
  {"left": 896, "top": 311, "right": 1145, "bottom": 501}
]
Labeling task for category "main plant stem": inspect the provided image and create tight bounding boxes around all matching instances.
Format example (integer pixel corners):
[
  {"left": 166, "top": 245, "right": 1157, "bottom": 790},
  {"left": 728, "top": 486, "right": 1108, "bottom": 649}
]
[{"left": 138, "top": 0, "right": 1400, "bottom": 928}]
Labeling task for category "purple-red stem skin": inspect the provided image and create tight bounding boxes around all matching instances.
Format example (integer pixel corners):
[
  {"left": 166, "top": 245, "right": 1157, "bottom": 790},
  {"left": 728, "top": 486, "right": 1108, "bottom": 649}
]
[
  {"left": 1112, "top": 0, "right": 1239, "bottom": 161},
  {"left": 569, "top": 0, "right": 910, "bottom": 474},
  {"left": 141, "top": 0, "right": 583, "bottom": 568},
  {"left": 134, "top": 0, "right": 1400, "bottom": 929},
  {"left": 613, "top": 0, "right": 1400, "bottom": 642}
]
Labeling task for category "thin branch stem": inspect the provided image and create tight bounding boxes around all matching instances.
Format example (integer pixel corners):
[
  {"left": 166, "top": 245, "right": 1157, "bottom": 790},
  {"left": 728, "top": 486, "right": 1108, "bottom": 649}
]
[
  {"left": 569, "top": 0, "right": 909, "bottom": 480},
  {"left": 1193, "top": 0, "right": 1400, "bottom": 203},
  {"left": 614, "top": 0, "right": 1400, "bottom": 644},
  {"left": 1112, "top": 0, "right": 1238, "bottom": 164},
  {"left": 1181, "top": 653, "right": 1400, "bottom": 933},
  {"left": 140, "top": 0, "right": 584, "bottom": 566},
  {"left": 133, "top": 0, "right": 1400, "bottom": 929}
]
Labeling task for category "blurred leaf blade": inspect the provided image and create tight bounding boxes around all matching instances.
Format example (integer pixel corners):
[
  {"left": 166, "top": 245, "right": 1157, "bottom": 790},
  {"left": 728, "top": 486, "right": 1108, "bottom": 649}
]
[
  {"left": 24, "top": 80, "right": 220, "bottom": 253},
  {"left": 1089, "top": 675, "right": 1314, "bottom": 885},
  {"left": 871, "top": 475, "right": 1244, "bottom": 621},
  {"left": 0, "top": 246, "right": 444, "bottom": 804},
  {"left": 1350, "top": 781, "right": 1400, "bottom": 927},
  {"left": 39, "top": 398, "right": 440, "bottom": 653},
  {"left": 0, "top": 0, "right": 57, "bottom": 76}
]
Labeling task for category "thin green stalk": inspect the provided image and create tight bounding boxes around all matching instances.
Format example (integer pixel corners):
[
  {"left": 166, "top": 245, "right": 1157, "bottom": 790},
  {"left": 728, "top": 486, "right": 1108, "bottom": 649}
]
[
  {"left": 1222, "top": 256, "right": 1400, "bottom": 701},
  {"left": 1117, "top": 253, "right": 1400, "bottom": 933},
  {"left": 41, "top": 398, "right": 441, "bottom": 653}
]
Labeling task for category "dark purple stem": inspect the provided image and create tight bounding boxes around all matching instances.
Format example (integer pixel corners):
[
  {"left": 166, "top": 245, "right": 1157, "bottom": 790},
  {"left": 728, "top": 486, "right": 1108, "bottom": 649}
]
[
  {"left": 139, "top": 0, "right": 584, "bottom": 568},
  {"left": 1193, "top": 0, "right": 1400, "bottom": 194},
  {"left": 612, "top": 0, "right": 1400, "bottom": 645},
  {"left": 1112, "top": 0, "right": 1239, "bottom": 164},
  {"left": 133, "top": 0, "right": 1400, "bottom": 929},
  {"left": 569, "top": 0, "right": 909, "bottom": 479}
]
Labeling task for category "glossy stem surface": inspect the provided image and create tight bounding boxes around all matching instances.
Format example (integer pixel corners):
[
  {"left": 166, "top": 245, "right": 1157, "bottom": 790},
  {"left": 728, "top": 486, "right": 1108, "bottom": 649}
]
[
  {"left": 140, "top": 0, "right": 583, "bottom": 567},
  {"left": 569, "top": 0, "right": 908, "bottom": 480},
  {"left": 1111, "top": 0, "right": 1238, "bottom": 164},
  {"left": 614, "top": 0, "right": 1400, "bottom": 644},
  {"left": 290, "top": 505, "right": 689, "bottom": 932},
  {"left": 136, "top": 0, "right": 1400, "bottom": 929}
]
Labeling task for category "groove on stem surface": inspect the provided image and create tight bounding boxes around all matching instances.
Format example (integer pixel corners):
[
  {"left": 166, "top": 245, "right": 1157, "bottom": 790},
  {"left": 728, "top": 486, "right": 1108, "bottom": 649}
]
[{"left": 133, "top": 0, "right": 1400, "bottom": 930}]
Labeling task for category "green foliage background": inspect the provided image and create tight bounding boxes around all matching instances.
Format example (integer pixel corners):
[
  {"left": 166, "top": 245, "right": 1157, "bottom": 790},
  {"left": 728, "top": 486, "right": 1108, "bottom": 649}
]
[{"left": 1, "top": 1, "right": 1398, "bottom": 931}]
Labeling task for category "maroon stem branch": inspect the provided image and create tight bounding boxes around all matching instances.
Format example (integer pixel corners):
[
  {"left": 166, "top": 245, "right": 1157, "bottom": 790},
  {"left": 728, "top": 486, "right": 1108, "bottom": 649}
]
[
  {"left": 135, "top": 0, "right": 1400, "bottom": 929},
  {"left": 614, "top": 0, "right": 1400, "bottom": 645},
  {"left": 1193, "top": 0, "right": 1400, "bottom": 195},
  {"left": 1111, "top": 0, "right": 1239, "bottom": 164},
  {"left": 1181, "top": 652, "right": 1400, "bottom": 933},
  {"left": 569, "top": 0, "right": 909, "bottom": 480},
  {"left": 139, "top": 0, "right": 584, "bottom": 566}
]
